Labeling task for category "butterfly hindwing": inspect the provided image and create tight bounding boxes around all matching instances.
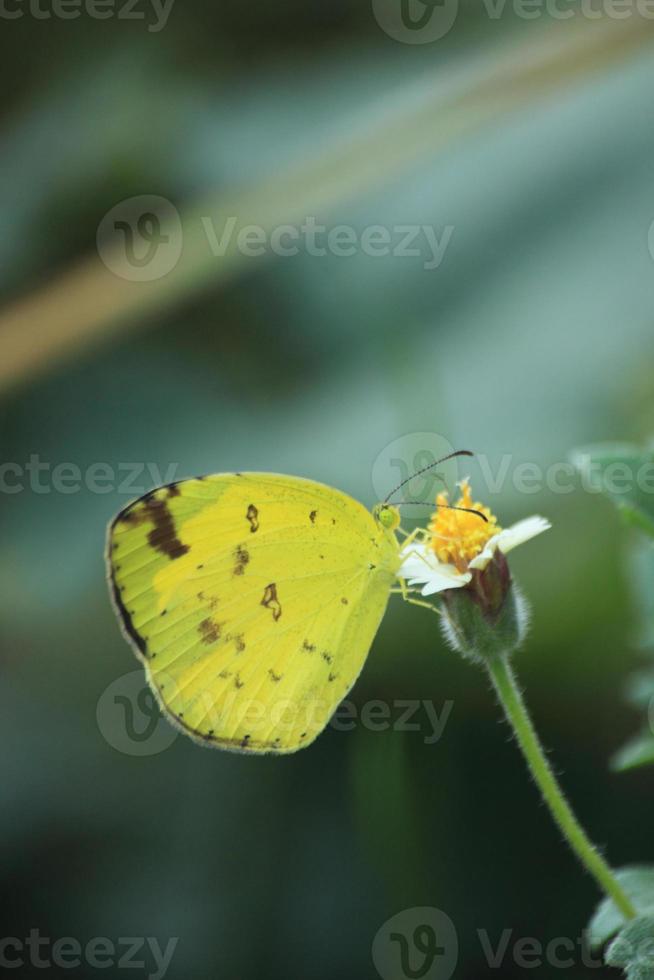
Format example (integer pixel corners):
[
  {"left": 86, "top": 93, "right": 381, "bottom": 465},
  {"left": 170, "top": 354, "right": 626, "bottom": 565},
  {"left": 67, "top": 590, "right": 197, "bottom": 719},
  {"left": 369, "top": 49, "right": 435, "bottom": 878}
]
[{"left": 107, "top": 473, "right": 400, "bottom": 753}]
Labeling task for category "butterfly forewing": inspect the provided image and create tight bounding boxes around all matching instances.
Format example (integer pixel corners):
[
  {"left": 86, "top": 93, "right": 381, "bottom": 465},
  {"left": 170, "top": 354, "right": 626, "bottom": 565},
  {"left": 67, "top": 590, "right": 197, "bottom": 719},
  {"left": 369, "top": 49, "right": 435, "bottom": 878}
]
[{"left": 107, "top": 473, "right": 400, "bottom": 753}]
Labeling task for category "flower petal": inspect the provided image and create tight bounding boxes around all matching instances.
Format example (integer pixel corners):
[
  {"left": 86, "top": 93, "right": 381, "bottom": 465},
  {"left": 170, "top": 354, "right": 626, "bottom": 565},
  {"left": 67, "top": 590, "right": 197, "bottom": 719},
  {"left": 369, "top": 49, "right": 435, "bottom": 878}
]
[
  {"left": 418, "top": 567, "right": 471, "bottom": 596},
  {"left": 468, "top": 515, "right": 551, "bottom": 570},
  {"left": 398, "top": 543, "right": 471, "bottom": 595}
]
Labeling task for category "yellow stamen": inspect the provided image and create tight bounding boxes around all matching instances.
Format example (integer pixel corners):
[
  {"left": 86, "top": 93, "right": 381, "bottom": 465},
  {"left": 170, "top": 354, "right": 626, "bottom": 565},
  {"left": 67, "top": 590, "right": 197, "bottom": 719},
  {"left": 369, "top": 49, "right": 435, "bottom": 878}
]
[{"left": 429, "top": 479, "right": 501, "bottom": 572}]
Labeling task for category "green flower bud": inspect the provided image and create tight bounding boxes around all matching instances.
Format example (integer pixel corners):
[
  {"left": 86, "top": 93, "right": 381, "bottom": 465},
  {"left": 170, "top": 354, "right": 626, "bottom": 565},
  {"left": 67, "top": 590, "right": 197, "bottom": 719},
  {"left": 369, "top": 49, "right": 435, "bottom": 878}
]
[{"left": 439, "top": 552, "right": 530, "bottom": 662}]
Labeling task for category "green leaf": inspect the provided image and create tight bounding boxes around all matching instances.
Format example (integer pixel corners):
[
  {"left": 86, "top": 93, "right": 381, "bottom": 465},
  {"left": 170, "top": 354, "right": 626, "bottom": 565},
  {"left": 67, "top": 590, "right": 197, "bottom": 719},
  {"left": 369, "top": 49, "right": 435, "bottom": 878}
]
[
  {"left": 571, "top": 444, "right": 654, "bottom": 539},
  {"left": 625, "top": 670, "right": 654, "bottom": 709},
  {"left": 629, "top": 539, "right": 654, "bottom": 651},
  {"left": 613, "top": 537, "right": 654, "bottom": 770},
  {"left": 606, "top": 916, "right": 654, "bottom": 979},
  {"left": 589, "top": 868, "right": 654, "bottom": 948},
  {"left": 611, "top": 734, "right": 654, "bottom": 773},
  {"left": 571, "top": 450, "right": 654, "bottom": 769}
]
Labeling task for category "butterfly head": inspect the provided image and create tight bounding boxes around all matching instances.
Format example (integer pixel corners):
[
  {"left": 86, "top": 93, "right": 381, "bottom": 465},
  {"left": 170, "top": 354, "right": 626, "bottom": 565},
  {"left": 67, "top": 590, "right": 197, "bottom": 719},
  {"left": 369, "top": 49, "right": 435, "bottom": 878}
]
[{"left": 373, "top": 502, "right": 401, "bottom": 532}]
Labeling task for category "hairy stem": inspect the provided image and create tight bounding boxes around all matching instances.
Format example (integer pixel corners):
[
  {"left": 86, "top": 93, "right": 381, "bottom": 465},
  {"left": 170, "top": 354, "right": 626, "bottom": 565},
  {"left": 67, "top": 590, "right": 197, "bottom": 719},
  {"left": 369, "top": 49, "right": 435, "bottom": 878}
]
[{"left": 486, "top": 653, "right": 636, "bottom": 921}]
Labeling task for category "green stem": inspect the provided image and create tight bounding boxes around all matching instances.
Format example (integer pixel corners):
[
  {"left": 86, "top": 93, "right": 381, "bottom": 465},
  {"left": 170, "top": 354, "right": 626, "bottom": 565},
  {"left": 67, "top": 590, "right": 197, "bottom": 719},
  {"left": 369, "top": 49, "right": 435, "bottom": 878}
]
[{"left": 486, "top": 652, "right": 637, "bottom": 921}]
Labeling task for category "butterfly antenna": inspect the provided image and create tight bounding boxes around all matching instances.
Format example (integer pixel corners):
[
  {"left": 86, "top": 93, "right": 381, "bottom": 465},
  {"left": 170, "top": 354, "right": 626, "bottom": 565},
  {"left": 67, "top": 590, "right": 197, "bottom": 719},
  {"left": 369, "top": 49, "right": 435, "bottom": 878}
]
[
  {"left": 397, "top": 501, "right": 488, "bottom": 523},
  {"left": 384, "top": 449, "right": 475, "bottom": 504}
]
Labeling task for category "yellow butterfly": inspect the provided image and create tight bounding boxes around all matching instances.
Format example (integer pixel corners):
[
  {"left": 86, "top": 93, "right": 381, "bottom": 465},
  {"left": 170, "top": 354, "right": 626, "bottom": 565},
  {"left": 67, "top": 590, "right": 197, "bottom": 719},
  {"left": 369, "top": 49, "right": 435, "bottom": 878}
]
[{"left": 106, "top": 456, "right": 470, "bottom": 754}]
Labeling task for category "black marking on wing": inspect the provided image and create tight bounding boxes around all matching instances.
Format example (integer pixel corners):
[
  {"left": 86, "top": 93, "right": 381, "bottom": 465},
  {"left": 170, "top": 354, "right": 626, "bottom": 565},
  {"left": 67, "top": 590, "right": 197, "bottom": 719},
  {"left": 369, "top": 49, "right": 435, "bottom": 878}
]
[
  {"left": 119, "top": 492, "right": 189, "bottom": 561},
  {"left": 246, "top": 504, "right": 259, "bottom": 533},
  {"left": 261, "top": 583, "right": 282, "bottom": 621},
  {"left": 109, "top": 573, "right": 147, "bottom": 658}
]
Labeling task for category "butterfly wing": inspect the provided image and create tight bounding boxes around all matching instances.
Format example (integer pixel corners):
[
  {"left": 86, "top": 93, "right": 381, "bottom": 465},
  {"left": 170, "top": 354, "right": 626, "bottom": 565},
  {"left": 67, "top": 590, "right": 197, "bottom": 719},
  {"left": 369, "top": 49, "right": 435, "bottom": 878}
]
[{"left": 107, "top": 473, "right": 400, "bottom": 753}]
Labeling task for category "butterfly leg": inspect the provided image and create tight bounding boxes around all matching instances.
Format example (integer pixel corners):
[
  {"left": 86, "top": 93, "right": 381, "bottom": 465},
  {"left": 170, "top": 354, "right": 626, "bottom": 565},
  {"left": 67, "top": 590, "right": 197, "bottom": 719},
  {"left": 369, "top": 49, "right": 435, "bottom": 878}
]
[
  {"left": 405, "top": 596, "right": 442, "bottom": 616},
  {"left": 392, "top": 578, "right": 441, "bottom": 617},
  {"left": 395, "top": 525, "right": 429, "bottom": 544}
]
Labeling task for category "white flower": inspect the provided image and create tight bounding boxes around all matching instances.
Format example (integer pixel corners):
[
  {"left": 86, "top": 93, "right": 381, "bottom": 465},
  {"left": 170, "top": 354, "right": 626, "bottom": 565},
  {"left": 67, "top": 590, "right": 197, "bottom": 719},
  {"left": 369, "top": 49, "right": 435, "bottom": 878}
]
[
  {"left": 399, "top": 514, "right": 551, "bottom": 597},
  {"left": 399, "top": 545, "right": 472, "bottom": 596}
]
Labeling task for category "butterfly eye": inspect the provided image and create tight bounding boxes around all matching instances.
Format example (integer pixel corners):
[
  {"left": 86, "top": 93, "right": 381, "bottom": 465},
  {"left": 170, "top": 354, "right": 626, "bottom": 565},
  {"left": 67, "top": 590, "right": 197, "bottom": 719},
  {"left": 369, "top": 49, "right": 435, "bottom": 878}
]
[{"left": 375, "top": 504, "right": 400, "bottom": 531}]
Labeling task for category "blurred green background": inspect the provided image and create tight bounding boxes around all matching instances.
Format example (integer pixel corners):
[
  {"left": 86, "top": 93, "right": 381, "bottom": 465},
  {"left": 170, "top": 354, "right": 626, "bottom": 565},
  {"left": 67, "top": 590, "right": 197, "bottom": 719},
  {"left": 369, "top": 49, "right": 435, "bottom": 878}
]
[{"left": 2, "top": 4, "right": 654, "bottom": 979}]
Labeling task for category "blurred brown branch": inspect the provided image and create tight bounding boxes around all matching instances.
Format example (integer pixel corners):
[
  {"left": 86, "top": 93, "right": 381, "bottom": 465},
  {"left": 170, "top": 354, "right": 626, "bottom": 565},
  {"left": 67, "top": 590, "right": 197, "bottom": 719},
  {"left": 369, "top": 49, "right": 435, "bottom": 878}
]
[{"left": 0, "top": 17, "right": 651, "bottom": 393}]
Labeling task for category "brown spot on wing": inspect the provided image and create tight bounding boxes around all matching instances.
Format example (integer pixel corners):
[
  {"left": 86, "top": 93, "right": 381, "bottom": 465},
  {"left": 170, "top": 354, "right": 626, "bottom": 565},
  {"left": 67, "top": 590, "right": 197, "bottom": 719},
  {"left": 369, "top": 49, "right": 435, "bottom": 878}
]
[
  {"left": 199, "top": 618, "right": 222, "bottom": 645},
  {"left": 246, "top": 504, "right": 259, "bottom": 533},
  {"left": 233, "top": 545, "right": 250, "bottom": 576},
  {"left": 310, "top": 510, "right": 317, "bottom": 524},
  {"left": 261, "top": 583, "right": 282, "bottom": 621},
  {"left": 302, "top": 640, "right": 316, "bottom": 652},
  {"left": 198, "top": 590, "right": 219, "bottom": 610},
  {"left": 268, "top": 669, "right": 282, "bottom": 682}
]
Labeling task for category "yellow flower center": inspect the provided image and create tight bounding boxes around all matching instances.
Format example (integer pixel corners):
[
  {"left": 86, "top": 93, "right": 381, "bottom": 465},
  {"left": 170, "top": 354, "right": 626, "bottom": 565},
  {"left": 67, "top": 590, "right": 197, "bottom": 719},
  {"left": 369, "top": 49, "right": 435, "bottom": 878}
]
[{"left": 429, "top": 479, "right": 501, "bottom": 572}]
